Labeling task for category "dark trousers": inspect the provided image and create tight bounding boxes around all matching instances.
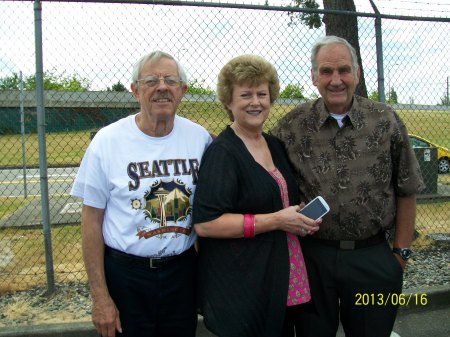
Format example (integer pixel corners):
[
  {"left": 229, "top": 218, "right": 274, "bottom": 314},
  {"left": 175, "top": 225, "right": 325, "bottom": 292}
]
[
  {"left": 281, "top": 302, "right": 315, "bottom": 337},
  {"left": 104, "top": 248, "right": 198, "bottom": 337},
  {"left": 296, "top": 239, "right": 403, "bottom": 337}
]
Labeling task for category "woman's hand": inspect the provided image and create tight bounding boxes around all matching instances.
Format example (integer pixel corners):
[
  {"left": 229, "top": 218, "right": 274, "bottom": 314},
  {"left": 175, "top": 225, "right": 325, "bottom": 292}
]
[{"left": 276, "top": 203, "right": 321, "bottom": 236}]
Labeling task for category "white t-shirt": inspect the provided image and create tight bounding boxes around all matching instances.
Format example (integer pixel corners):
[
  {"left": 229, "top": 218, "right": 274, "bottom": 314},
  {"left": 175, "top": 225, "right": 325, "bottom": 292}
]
[
  {"left": 329, "top": 112, "right": 348, "bottom": 128},
  {"left": 71, "top": 114, "right": 212, "bottom": 257}
]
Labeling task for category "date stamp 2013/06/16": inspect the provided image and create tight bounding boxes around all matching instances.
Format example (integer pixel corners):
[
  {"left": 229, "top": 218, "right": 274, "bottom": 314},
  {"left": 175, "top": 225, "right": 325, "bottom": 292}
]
[{"left": 355, "top": 293, "right": 428, "bottom": 306}]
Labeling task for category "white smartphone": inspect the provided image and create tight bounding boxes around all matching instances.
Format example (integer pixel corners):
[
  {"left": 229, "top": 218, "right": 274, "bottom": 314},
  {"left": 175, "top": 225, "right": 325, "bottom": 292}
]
[{"left": 299, "top": 196, "right": 330, "bottom": 220}]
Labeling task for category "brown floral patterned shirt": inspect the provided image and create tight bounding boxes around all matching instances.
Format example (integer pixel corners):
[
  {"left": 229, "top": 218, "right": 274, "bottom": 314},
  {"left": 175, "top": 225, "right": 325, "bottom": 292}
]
[{"left": 271, "top": 95, "right": 424, "bottom": 240}]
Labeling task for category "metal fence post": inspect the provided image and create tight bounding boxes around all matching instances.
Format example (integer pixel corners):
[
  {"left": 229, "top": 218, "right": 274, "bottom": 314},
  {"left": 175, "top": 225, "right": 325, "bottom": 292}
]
[
  {"left": 19, "top": 71, "right": 28, "bottom": 198},
  {"left": 370, "top": 0, "right": 386, "bottom": 103},
  {"left": 34, "top": 0, "right": 55, "bottom": 295}
]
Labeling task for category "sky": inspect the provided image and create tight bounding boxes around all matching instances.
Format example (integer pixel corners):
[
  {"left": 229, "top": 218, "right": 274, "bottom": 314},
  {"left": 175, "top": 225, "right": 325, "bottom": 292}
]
[
  {"left": 0, "top": 0, "right": 449, "bottom": 105},
  {"left": 232, "top": 0, "right": 450, "bottom": 18}
]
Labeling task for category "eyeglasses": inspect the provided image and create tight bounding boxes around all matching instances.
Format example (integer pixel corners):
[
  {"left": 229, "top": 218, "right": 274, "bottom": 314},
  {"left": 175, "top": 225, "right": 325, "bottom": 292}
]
[{"left": 137, "top": 75, "right": 182, "bottom": 87}]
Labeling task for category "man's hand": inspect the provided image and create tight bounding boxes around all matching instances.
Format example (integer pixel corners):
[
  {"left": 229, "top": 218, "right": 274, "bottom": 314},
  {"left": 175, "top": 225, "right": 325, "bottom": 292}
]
[
  {"left": 92, "top": 294, "right": 122, "bottom": 337},
  {"left": 393, "top": 253, "right": 407, "bottom": 270}
]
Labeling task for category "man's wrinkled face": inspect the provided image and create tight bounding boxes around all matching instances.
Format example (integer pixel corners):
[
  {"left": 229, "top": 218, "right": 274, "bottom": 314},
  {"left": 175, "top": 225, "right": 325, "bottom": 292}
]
[
  {"left": 312, "top": 44, "right": 360, "bottom": 114},
  {"left": 131, "top": 57, "right": 187, "bottom": 122}
]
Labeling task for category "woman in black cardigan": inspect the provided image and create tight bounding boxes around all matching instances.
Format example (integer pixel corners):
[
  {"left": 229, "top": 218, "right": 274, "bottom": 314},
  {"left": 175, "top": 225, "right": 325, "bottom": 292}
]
[{"left": 193, "top": 55, "right": 321, "bottom": 337}]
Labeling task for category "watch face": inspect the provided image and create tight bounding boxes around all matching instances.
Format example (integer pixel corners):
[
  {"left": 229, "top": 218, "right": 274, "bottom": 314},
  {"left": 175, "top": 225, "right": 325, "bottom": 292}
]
[
  {"left": 401, "top": 249, "right": 412, "bottom": 259},
  {"left": 393, "top": 248, "right": 412, "bottom": 260}
]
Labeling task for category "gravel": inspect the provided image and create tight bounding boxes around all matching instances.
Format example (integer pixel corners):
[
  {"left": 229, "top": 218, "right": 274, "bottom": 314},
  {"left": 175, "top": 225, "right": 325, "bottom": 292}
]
[
  {"left": 403, "top": 245, "right": 450, "bottom": 289},
  {"left": 0, "top": 245, "right": 449, "bottom": 328},
  {"left": 0, "top": 282, "right": 92, "bottom": 327}
]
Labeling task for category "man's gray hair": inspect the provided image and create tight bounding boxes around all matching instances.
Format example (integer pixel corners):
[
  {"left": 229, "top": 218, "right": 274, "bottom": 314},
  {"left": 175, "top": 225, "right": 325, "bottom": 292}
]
[
  {"left": 131, "top": 51, "right": 187, "bottom": 85},
  {"left": 311, "top": 36, "right": 359, "bottom": 80}
]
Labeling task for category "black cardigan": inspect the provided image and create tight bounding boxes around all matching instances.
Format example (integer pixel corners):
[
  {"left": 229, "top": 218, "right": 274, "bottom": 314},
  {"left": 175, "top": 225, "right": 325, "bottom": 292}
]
[{"left": 193, "top": 126, "right": 301, "bottom": 337}]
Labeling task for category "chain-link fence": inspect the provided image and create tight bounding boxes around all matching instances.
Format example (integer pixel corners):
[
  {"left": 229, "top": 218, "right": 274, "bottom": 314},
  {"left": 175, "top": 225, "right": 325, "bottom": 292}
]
[{"left": 0, "top": 0, "right": 449, "bottom": 293}]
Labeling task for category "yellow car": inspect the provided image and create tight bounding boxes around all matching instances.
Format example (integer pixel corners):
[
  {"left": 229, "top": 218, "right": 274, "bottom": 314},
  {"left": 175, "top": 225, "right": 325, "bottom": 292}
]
[{"left": 408, "top": 134, "right": 450, "bottom": 174}]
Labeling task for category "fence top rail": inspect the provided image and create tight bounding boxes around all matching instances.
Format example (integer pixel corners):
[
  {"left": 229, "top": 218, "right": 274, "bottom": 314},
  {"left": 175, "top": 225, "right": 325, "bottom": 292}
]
[{"left": 26, "top": 0, "right": 450, "bottom": 22}]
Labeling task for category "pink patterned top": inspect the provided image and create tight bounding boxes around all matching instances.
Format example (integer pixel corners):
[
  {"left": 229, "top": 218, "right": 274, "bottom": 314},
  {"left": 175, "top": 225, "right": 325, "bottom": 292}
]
[{"left": 269, "top": 168, "right": 311, "bottom": 306}]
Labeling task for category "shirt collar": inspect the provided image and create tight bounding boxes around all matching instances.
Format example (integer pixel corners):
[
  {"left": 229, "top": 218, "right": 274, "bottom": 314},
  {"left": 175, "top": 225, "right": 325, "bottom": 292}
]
[{"left": 316, "top": 96, "right": 360, "bottom": 128}]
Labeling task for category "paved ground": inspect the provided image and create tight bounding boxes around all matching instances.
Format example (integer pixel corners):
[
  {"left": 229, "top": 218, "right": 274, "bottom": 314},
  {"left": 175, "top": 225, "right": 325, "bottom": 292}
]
[
  {"left": 0, "top": 308, "right": 449, "bottom": 337},
  {"left": 0, "top": 196, "right": 81, "bottom": 229},
  {"left": 0, "top": 286, "right": 448, "bottom": 337},
  {"left": 390, "top": 306, "right": 450, "bottom": 337}
]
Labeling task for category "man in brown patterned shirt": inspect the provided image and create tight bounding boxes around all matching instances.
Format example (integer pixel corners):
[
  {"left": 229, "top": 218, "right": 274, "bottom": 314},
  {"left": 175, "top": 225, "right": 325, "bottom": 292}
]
[{"left": 271, "top": 36, "right": 424, "bottom": 337}]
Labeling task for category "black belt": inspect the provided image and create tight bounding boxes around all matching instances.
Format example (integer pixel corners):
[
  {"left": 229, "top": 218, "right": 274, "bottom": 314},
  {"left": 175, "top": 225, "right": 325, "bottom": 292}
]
[
  {"left": 308, "top": 231, "right": 386, "bottom": 250},
  {"left": 105, "top": 245, "right": 195, "bottom": 269}
]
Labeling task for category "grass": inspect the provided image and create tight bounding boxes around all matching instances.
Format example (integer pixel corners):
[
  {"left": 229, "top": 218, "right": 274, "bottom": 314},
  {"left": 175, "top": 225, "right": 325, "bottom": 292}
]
[
  {"left": 396, "top": 109, "right": 450, "bottom": 148},
  {"left": 0, "top": 131, "right": 94, "bottom": 168},
  {"left": 414, "top": 201, "right": 450, "bottom": 247},
  {"left": 2, "top": 103, "right": 447, "bottom": 168},
  {"left": 0, "top": 199, "right": 448, "bottom": 291},
  {"left": 0, "top": 197, "right": 34, "bottom": 219},
  {"left": 439, "top": 174, "right": 450, "bottom": 185},
  {"left": 0, "top": 194, "right": 448, "bottom": 292},
  {"left": 0, "top": 225, "right": 86, "bottom": 293},
  {"left": 0, "top": 200, "right": 448, "bottom": 292}
]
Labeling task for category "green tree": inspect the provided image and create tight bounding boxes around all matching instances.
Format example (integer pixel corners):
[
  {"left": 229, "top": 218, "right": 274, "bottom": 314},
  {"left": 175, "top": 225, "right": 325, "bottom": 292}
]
[
  {"left": 107, "top": 81, "right": 128, "bottom": 92},
  {"left": 438, "top": 95, "right": 449, "bottom": 106},
  {"left": 287, "top": 0, "right": 321, "bottom": 28},
  {"left": 309, "top": 92, "right": 319, "bottom": 100},
  {"left": 0, "top": 73, "right": 20, "bottom": 90},
  {"left": 187, "top": 79, "right": 215, "bottom": 95},
  {"left": 368, "top": 90, "right": 379, "bottom": 101},
  {"left": 0, "top": 71, "right": 90, "bottom": 91},
  {"left": 280, "top": 83, "right": 306, "bottom": 99},
  {"left": 388, "top": 87, "right": 398, "bottom": 104},
  {"left": 368, "top": 89, "right": 398, "bottom": 103}
]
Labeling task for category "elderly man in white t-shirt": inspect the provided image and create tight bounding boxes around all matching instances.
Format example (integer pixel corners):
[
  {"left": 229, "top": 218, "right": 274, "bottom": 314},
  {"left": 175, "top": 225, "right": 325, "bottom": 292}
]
[{"left": 71, "top": 51, "right": 212, "bottom": 337}]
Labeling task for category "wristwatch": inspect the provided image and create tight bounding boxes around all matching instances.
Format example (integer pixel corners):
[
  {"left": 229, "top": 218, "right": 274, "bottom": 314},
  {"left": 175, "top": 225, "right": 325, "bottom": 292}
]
[{"left": 392, "top": 248, "right": 412, "bottom": 261}]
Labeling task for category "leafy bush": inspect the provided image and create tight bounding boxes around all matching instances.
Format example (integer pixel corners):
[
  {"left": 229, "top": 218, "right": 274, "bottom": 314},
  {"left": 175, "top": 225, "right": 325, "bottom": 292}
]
[
  {"left": 279, "top": 83, "right": 306, "bottom": 99},
  {"left": 0, "top": 70, "right": 91, "bottom": 91},
  {"left": 187, "top": 79, "right": 215, "bottom": 95}
]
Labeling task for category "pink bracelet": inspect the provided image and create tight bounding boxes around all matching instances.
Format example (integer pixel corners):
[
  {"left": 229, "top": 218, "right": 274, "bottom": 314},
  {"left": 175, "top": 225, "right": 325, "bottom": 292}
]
[{"left": 243, "top": 214, "right": 255, "bottom": 238}]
